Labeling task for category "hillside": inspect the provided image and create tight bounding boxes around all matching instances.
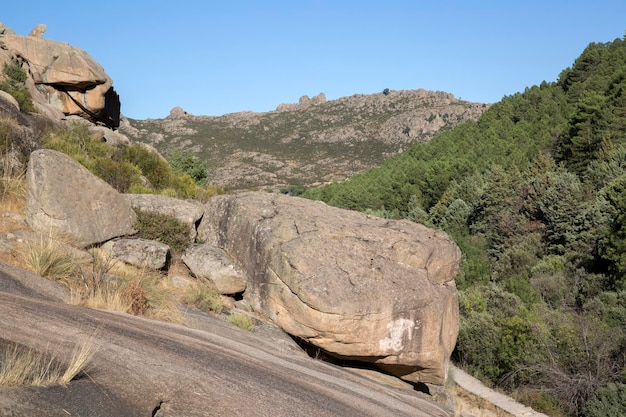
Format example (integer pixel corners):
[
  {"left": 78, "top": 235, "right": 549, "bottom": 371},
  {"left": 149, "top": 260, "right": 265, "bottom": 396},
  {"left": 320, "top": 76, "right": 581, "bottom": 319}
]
[
  {"left": 304, "top": 36, "right": 626, "bottom": 417},
  {"left": 120, "top": 90, "right": 487, "bottom": 190}
]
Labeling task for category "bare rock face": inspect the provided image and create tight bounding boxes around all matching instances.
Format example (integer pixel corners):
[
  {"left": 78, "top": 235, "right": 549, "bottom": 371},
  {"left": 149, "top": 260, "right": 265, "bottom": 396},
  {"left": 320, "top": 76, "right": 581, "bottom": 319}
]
[
  {"left": 182, "top": 244, "right": 247, "bottom": 294},
  {"left": 25, "top": 149, "right": 137, "bottom": 248},
  {"left": 197, "top": 192, "right": 461, "bottom": 384},
  {"left": 0, "top": 24, "right": 120, "bottom": 127},
  {"left": 123, "top": 193, "right": 204, "bottom": 242},
  {"left": 102, "top": 238, "right": 170, "bottom": 270}
]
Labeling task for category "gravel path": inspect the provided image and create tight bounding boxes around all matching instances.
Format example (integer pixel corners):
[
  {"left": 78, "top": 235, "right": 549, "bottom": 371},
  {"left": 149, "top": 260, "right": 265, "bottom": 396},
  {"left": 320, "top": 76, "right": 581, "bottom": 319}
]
[{"left": 452, "top": 366, "right": 550, "bottom": 417}]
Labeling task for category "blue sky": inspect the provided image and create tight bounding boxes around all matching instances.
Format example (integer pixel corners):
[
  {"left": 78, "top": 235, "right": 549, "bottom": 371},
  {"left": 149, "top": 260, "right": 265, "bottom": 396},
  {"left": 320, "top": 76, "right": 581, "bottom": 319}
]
[{"left": 3, "top": 1, "right": 626, "bottom": 119}]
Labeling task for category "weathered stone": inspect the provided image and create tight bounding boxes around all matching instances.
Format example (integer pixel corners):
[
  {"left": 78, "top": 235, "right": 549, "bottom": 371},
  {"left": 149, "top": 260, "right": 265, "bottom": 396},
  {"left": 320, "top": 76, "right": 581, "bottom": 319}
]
[
  {"left": 101, "top": 238, "right": 169, "bottom": 270},
  {"left": 182, "top": 244, "right": 247, "bottom": 294},
  {"left": 0, "top": 90, "right": 19, "bottom": 111},
  {"left": 0, "top": 32, "right": 120, "bottom": 127},
  {"left": 28, "top": 24, "right": 47, "bottom": 37},
  {"left": 123, "top": 194, "right": 204, "bottom": 242},
  {"left": 197, "top": 192, "right": 461, "bottom": 385},
  {"left": 88, "top": 125, "right": 130, "bottom": 146},
  {"left": 25, "top": 149, "right": 137, "bottom": 248}
]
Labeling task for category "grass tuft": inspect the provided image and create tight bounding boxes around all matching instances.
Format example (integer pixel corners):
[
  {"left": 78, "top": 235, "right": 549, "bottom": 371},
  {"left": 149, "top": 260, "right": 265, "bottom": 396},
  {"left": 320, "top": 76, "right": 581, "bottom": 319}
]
[
  {"left": 20, "top": 232, "right": 77, "bottom": 280},
  {"left": 0, "top": 337, "right": 96, "bottom": 387},
  {"left": 226, "top": 313, "right": 254, "bottom": 331}
]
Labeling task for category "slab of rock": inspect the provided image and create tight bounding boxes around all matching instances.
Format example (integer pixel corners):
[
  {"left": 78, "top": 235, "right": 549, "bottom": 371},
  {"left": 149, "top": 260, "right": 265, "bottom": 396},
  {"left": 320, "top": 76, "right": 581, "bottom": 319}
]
[
  {"left": 123, "top": 193, "right": 204, "bottom": 242},
  {"left": 182, "top": 244, "right": 247, "bottom": 294},
  {"left": 101, "top": 238, "right": 169, "bottom": 270},
  {"left": 25, "top": 149, "right": 137, "bottom": 248},
  {"left": 197, "top": 192, "right": 461, "bottom": 385},
  {"left": 0, "top": 267, "right": 450, "bottom": 417}
]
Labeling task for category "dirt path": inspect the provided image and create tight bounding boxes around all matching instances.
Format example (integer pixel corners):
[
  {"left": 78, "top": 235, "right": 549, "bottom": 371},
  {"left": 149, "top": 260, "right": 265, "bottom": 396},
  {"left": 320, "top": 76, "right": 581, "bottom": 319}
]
[{"left": 452, "top": 366, "right": 549, "bottom": 417}]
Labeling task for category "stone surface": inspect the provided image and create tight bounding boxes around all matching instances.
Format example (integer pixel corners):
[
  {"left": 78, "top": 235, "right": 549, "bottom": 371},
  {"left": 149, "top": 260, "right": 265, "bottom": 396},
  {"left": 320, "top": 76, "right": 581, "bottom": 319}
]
[
  {"left": 0, "top": 262, "right": 450, "bottom": 417},
  {"left": 0, "top": 26, "right": 120, "bottom": 127},
  {"left": 123, "top": 193, "right": 204, "bottom": 242},
  {"left": 197, "top": 192, "right": 461, "bottom": 384},
  {"left": 25, "top": 149, "right": 137, "bottom": 248},
  {"left": 102, "top": 238, "right": 170, "bottom": 270},
  {"left": 182, "top": 244, "right": 248, "bottom": 294}
]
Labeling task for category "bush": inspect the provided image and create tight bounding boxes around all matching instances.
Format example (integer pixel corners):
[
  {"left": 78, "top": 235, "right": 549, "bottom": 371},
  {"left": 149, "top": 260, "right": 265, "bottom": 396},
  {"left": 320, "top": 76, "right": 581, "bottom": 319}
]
[
  {"left": 94, "top": 158, "right": 141, "bottom": 193},
  {"left": 133, "top": 209, "right": 190, "bottom": 254},
  {"left": 226, "top": 313, "right": 254, "bottom": 331},
  {"left": 123, "top": 144, "right": 171, "bottom": 190},
  {"left": 583, "top": 383, "right": 626, "bottom": 417},
  {"left": 186, "top": 284, "right": 223, "bottom": 314},
  {"left": 0, "top": 62, "right": 35, "bottom": 113},
  {"left": 168, "top": 150, "right": 208, "bottom": 184}
]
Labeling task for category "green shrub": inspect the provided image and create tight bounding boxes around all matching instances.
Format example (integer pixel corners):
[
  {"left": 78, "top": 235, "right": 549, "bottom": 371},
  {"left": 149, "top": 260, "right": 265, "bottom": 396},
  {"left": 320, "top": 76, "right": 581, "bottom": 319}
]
[
  {"left": 123, "top": 144, "right": 171, "bottom": 190},
  {"left": 186, "top": 284, "right": 222, "bottom": 314},
  {"left": 1, "top": 63, "right": 35, "bottom": 113},
  {"left": 133, "top": 209, "right": 190, "bottom": 254},
  {"left": 583, "top": 383, "right": 626, "bottom": 417},
  {"left": 168, "top": 150, "right": 208, "bottom": 184},
  {"left": 226, "top": 313, "right": 254, "bottom": 331},
  {"left": 94, "top": 159, "right": 141, "bottom": 193}
]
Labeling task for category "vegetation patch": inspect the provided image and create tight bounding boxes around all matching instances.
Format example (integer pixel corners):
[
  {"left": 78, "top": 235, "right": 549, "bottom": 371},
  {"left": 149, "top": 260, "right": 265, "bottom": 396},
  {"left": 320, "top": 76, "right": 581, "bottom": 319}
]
[
  {"left": 185, "top": 283, "right": 223, "bottom": 314},
  {"left": 0, "top": 62, "right": 35, "bottom": 113},
  {"left": 0, "top": 338, "right": 95, "bottom": 387},
  {"left": 226, "top": 313, "right": 254, "bottom": 331},
  {"left": 133, "top": 209, "right": 190, "bottom": 254}
]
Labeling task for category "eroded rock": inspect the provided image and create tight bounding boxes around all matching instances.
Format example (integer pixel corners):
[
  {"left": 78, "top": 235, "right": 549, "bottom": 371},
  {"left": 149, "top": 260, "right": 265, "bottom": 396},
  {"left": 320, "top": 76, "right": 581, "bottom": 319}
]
[
  {"left": 0, "top": 25, "right": 120, "bottom": 127},
  {"left": 25, "top": 149, "right": 137, "bottom": 248},
  {"left": 197, "top": 192, "right": 461, "bottom": 384}
]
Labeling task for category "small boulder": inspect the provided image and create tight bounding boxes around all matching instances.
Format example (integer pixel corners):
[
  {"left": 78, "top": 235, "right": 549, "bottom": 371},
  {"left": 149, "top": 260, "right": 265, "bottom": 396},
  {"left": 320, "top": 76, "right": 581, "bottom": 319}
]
[
  {"left": 182, "top": 244, "right": 247, "bottom": 295},
  {"left": 101, "top": 238, "right": 169, "bottom": 270},
  {"left": 25, "top": 149, "right": 137, "bottom": 248}
]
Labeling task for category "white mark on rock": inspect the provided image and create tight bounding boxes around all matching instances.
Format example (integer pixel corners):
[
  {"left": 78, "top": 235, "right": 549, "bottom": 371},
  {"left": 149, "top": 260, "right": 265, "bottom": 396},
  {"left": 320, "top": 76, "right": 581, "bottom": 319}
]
[{"left": 379, "top": 318, "right": 418, "bottom": 352}]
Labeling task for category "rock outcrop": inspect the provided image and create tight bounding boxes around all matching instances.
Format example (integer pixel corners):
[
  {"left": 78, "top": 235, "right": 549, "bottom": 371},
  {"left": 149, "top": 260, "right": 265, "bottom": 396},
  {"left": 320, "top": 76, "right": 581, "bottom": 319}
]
[
  {"left": 25, "top": 149, "right": 137, "bottom": 248},
  {"left": 0, "top": 23, "right": 120, "bottom": 127},
  {"left": 197, "top": 192, "right": 461, "bottom": 384}
]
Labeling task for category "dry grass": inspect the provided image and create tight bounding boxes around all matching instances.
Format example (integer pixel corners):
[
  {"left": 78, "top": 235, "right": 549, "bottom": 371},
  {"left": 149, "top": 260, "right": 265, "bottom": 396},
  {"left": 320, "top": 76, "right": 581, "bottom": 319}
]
[
  {"left": 19, "top": 231, "right": 77, "bottom": 281},
  {"left": 73, "top": 255, "right": 185, "bottom": 324},
  {"left": 0, "top": 337, "right": 96, "bottom": 387}
]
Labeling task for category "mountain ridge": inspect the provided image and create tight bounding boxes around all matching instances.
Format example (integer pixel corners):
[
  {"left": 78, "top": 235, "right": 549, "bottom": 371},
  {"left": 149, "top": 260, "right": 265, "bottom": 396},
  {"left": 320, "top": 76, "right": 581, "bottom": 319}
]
[{"left": 120, "top": 88, "right": 488, "bottom": 190}]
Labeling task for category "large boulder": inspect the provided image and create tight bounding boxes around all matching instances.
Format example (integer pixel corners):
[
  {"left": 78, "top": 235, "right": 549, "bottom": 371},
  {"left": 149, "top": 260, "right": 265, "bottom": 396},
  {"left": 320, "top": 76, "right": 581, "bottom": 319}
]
[
  {"left": 0, "top": 25, "right": 120, "bottom": 127},
  {"left": 197, "top": 192, "right": 461, "bottom": 384},
  {"left": 123, "top": 193, "right": 204, "bottom": 242},
  {"left": 25, "top": 149, "right": 137, "bottom": 248}
]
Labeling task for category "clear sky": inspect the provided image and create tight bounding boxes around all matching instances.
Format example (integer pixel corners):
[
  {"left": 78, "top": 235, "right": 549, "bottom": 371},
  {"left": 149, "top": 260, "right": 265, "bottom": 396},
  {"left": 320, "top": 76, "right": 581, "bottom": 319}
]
[{"left": 3, "top": 1, "right": 626, "bottom": 119}]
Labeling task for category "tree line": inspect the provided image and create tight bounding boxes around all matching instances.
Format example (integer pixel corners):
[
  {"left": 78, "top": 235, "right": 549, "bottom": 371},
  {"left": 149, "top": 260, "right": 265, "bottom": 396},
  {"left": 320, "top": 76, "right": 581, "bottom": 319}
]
[{"left": 304, "top": 36, "right": 626, "bottom": 416}]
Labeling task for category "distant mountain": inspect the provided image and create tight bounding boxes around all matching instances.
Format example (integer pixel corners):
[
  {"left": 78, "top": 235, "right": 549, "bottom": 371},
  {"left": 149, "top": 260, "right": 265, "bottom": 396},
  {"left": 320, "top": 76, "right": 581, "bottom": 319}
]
[{"left": 120, "top": 90, "right": 487, "bottom": 190}]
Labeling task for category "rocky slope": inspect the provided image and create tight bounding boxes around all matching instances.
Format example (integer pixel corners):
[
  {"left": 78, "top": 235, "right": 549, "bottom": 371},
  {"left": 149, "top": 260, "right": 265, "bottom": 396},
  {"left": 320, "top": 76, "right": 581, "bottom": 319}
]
[{"left": 121, "top": 90, "right": 488, "bottom": 190}]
